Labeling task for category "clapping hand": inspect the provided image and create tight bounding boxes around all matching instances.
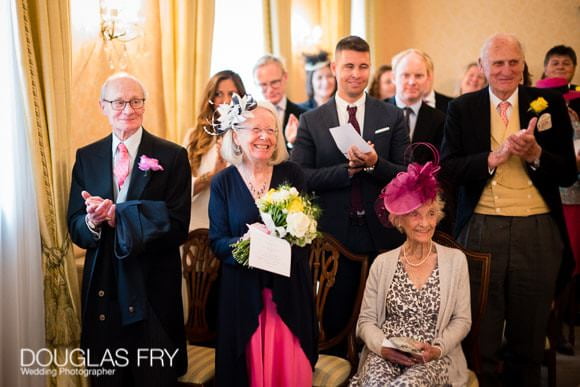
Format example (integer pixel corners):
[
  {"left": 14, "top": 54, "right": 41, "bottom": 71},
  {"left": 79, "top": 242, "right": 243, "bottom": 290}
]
[
  {"left": 347, "top": 142, "right": 377, "bottom": 176},
  {"left": 507, "top": 117, "right": 541, "bottom": 163},
  {"left": 284, "top": 114, "right": 299, "bottom": 145},
  {"left": 82, "top": 190, "right": 116, "bottom": 228}
]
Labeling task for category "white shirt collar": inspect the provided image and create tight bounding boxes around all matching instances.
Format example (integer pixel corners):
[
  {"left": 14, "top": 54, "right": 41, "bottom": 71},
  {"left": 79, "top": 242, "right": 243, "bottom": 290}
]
[
  {"left": 423, "top": 89, "right": 436, "bottom": 108},
  {"left": 335, "top": 92, "right": 366, "bottom": 111},
  {"left": 489, "top": 87, "right": 518, "bottom": 109},
  {"left": 112, "top": 127, "right": 143, "bottom": 161},
  {"left": 394, "top": 96, "right": 422, "bottom": 115},
  {"left": 276, "top": 95, "right": 288, "bottom": 112}
]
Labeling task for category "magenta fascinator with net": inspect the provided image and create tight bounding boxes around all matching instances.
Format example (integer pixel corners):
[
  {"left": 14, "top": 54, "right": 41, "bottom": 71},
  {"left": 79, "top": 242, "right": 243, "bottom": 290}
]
[{"left": 377, "top": 143, "right": 441, "bottom": 217}]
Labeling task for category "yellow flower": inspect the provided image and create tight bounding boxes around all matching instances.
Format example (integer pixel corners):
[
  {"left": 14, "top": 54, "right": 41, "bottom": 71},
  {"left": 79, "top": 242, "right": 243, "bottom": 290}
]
[
  {"left": 263, "top": 189, "right": 276, "bottom": 203},
  {"left": 529, "top": 97, "right": 548, "bottom": 114},
  {"left": 575, "top": 85, "right": 580, "bottom": 92},
  {"left": 287, "top": 197, "right": 304, "bottom": 213}
]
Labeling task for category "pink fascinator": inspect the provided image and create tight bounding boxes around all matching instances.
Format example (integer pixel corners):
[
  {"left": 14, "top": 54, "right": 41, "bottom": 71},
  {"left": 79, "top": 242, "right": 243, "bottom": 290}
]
[
  {"left": 376, "top": 143, "right": 440, "bottom": 222},
  {"left": 536, "top": 77, "right": 580, "bottom": 102}
]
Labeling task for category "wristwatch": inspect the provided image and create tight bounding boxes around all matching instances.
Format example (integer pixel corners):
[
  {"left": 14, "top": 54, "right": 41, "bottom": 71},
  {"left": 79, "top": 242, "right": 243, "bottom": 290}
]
[{"left": 364, "top": 160, "right": 377, "bottom": 173}]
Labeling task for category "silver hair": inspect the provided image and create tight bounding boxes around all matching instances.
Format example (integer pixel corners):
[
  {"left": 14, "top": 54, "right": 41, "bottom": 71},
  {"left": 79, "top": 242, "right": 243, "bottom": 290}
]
[
  {"left": 391, "top": 48, "right": 433, "bottom": 77},
  {"left": 388, "top": 193, "right": 445, "bottom": 235},
  {"left": 220, "top": 101, "right": 289, "bottom": 166},
  {"left": 100, "top": 72, "right": 148, "bottom": 100},
  {"left": 479, "top": 33, "right": 525, "bottom": 64},
  {"left": 253, "top": 54, "right": 287, "bottom": 78}
]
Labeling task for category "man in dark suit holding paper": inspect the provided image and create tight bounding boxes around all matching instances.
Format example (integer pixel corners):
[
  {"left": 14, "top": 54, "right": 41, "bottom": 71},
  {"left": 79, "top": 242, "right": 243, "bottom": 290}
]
[
  {"left": 291, "top": 35, "right": 408, "bottom": 343},
  {"left": 67, "top": 73, "right": 191, "bottom": 386}
]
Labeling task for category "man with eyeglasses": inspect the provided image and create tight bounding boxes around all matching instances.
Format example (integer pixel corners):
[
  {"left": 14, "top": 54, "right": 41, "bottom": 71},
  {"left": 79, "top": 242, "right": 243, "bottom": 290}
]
[
  {"left": 67, "top": 72, "right": 191, "bottom": 386},
  {"left": 253, "top": 54, "right": 305, "bottom": 150}
]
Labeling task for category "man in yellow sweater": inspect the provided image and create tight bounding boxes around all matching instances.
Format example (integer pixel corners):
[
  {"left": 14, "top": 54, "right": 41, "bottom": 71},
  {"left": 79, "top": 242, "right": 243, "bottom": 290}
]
[{"left": 441, "top": 33, "right": 576, "bottom": 387}]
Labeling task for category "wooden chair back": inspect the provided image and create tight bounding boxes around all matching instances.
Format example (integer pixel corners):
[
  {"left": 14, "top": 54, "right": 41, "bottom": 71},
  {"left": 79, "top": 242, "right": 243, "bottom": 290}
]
[
  {"left": 433, "top": 230, "right": 491, "bottom": 375},
  {"left": 309, "top": 232, "right": 369, "bottom": 367},
  {"left": 181, "top": 228, "right": 221, "bottom": 344}
]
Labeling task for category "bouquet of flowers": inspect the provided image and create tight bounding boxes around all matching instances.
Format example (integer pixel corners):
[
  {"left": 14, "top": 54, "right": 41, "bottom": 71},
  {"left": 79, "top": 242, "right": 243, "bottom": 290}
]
[{"left": 232, "top": 184, "right": 321, "bottom": 266}]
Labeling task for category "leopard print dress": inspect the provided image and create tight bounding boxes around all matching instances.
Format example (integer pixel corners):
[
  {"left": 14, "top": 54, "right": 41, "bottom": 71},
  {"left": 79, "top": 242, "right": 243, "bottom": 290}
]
[{"left": 351, "top": 260, "right": 451, "bottom": 387}]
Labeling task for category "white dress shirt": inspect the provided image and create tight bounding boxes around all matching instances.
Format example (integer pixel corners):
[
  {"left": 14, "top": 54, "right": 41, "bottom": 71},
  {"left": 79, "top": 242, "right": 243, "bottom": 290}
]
[{"left": 335, "top": 93, "right": 367, "bottom": 136}]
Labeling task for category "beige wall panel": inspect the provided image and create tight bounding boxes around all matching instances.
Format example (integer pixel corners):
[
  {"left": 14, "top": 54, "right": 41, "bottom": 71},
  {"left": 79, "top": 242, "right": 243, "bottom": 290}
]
[
  {"left": 71, "top": 0, "right": 166, "bottom": 152},
  {"left": 371, "top": 0, "right": 580, "bottom": 96}
]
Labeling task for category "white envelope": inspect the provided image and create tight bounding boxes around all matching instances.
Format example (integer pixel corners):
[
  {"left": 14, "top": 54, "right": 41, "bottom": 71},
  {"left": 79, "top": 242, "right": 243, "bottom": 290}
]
[
  {"left": 329, "top": 123, "right": 373, "bottom": 156},
  {"left": 248, "top": 227, "right": 291, "bottom": 277}
]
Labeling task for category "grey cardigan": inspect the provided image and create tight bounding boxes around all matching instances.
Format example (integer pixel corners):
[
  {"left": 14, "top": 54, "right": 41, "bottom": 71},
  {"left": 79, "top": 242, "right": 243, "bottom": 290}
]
[{"left": 356, "top": 243, "right": 471, "bottom": 386}]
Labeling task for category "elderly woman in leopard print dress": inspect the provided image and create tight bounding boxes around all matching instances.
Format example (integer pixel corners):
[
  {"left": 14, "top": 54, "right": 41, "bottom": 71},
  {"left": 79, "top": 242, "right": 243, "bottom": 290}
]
[{"left": 351, "top": 155, "right": 471, "bottom": 386}]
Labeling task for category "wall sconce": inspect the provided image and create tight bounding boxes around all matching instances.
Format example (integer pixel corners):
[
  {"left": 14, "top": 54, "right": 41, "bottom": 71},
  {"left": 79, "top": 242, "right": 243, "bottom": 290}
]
[{"left": 99, "top": 0, "right": 145, "bottom": 69}]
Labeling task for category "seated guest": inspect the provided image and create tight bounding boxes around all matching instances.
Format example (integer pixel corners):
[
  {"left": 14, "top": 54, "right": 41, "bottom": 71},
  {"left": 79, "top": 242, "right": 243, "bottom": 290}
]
[
  {"left": 387, "top": 49, "right": 445, "bottom": 149},
  {"left": 459, "top": 62, "right": 487, "bottom": 95},
  {"left": 542, "top": 45, "right": 577, "bottom": 89},
  {"left": 299, "top": 50, "right": 337, "bottom": 111},
  {"left": 351, "top": 153, "right": 471, "bottom": 386},
  {"left": 254, "top": 54, "right": 306, "bottom": 149},
  {"left": 208, "top": 96, "right": 317, "bottom": 386},
  {"left": 369, "top": 64, "right": 396, "bottom": 100},
  {"left": 183, "top": 70, "right": 246, "bottom": 230},
  {"left": 421, "top": 53, "right": 452, "bottom": 114}
]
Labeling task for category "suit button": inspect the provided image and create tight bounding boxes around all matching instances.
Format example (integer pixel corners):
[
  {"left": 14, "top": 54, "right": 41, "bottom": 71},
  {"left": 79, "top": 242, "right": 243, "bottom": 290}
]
[
  {"left": 128, "top": 306, "right": 135, "bottom": 313},
  {"left": 99, "top": 314, "right": 106, "bottom": 321},
  {"left": 98, "top": 290, "right": 105, "bottom": 297}
]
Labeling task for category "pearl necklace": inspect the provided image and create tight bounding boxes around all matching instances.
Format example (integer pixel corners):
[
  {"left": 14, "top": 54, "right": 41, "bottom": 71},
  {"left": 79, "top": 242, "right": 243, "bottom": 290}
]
[{"left": 402, "top": 242, "right": 433, "bottom": 267}]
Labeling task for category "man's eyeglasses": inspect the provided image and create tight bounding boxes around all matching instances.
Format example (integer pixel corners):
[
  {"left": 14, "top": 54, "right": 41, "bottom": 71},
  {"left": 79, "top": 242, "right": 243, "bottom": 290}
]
[
  {"left": 257, "top": 78, "right": 282, "bottom": 91},
  {"left": 102, "top": 98, "right": 146, "bottom": 111}
]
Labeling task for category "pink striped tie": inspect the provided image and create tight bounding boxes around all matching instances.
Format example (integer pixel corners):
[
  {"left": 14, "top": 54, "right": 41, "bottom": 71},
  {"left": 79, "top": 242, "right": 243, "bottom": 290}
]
[
  {"left": 498, "top": 101, "right": 510, "bottom": 127},
  {"left": 114, "top": 143, "right": 130, "bottom": 188}
]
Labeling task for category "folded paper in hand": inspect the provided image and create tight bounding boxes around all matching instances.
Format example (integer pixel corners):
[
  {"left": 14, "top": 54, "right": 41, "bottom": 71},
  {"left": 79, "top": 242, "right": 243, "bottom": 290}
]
[
  {"left": 382, "top": 336, "right": 422, "bottom": 355},
  {"left": 249, "top": 226, "right": 291, "bottom": 277},
  {"left": 329, "top": 123, "right": 373, "bottom": 157}
]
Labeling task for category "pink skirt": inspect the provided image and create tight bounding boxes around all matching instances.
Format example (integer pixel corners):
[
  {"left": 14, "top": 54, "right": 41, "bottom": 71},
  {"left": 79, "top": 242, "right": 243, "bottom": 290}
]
[{"left": 245, "top": 288, "right": 313, "bottom": 387}]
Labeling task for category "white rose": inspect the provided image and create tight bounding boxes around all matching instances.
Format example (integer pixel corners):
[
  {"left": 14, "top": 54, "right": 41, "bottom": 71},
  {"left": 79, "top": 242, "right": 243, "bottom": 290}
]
[
  {"left": 286, "top": 212, "right": 311, "bottom": 238},
  {"left": 271, "top": 190, "right": 290, "bottom": 203}
]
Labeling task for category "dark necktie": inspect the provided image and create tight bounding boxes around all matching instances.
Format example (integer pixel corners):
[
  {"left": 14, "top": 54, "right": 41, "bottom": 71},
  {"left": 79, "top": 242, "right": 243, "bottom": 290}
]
[
  {"left": 347, "top": 106, "right": 361, "bottom": 134},
  {"left": 403, "top": 107, "right": 413, "bottom": 134},
  {"left": 346, "top": 106, "right": 365, "bottom": 218}
]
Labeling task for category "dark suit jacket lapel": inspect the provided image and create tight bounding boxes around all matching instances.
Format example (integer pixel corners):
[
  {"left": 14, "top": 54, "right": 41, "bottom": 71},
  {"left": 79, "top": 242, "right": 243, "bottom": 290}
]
[
  {"left": 413, "top": 103, "right": 429, "bottom": 142},
  {"left": 322, "top": 98, "right": 340, "bottom": 131},
  {"left": 476, "top": 88, "right": 492, "bottom": 151},
  {"left": 517, "top": 86, "right": 536, "bottom": 131},
  {"left": 126, "top": 129, "right": 153, "bottom": 201},
  {"left": 363, "top": 97, "right": 381, "bottom": 142},
  {"left": 93, "top": 135, "right": 114, "bottom": 199}
]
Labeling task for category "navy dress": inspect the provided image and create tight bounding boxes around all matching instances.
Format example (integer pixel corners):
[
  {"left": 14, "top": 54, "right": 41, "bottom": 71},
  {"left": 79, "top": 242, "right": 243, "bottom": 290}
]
[{"left": 208, "top": 161, "right": 318, "bottom": 387}]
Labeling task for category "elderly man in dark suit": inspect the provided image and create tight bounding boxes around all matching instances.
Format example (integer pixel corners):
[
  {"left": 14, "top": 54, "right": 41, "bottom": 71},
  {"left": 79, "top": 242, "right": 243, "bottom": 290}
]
[
  {"left": 253, "top": 54, "right": 305, "bottom": 150},
  {"left": 441, "top": 33, "right": 576, "bottom": 387},
  {"left": 67, "top": 73, "right": 191, "bottom": 386},
  {"left": 292, "top": 35, "right": 408, "bottom": 343}
]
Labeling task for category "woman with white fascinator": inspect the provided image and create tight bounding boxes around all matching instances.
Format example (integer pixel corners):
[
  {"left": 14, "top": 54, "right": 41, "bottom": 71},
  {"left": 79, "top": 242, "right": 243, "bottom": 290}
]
[{"left": 208, "top": 95, "right": 318, "bottom": 386}]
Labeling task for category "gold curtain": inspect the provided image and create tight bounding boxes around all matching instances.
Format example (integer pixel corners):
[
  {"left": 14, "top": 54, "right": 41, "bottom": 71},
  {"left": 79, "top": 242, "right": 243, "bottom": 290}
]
[
  {"left": 15, "top": 0, "right": 85, "bottom": 385},
  {"left": 319, "top": 0, "right": 351, "bottom": 53},
  {"left": 159, "top": 0, "right": 215, "bottom": 144}
]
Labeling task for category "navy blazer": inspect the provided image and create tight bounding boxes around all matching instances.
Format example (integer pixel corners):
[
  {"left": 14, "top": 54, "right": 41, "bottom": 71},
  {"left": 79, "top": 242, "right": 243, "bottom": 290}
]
[
  {"left": 441, "top": 86, "right": 576, "bottom": 238},
  {"left": 67, "top": 129, "right": 191, "bottom": 376},
  {"left": 291, "top": 95, "right": 409, "bottom": 252}
]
